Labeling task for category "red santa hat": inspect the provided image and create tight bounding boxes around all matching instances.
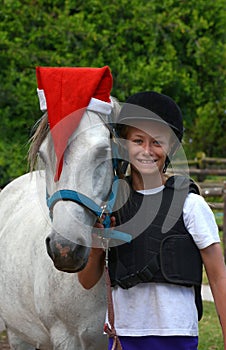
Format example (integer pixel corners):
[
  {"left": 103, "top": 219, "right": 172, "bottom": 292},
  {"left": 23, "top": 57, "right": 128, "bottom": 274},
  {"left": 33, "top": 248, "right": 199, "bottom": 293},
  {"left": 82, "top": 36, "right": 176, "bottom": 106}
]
[{"left": 36, "top": 66, "right": 113, "bottom": 181}]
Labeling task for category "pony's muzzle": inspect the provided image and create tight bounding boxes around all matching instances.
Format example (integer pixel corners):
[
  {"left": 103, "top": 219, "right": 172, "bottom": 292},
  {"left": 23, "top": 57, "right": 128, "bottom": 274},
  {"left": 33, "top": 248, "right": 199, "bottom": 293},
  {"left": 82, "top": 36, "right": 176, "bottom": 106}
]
[{"left": 46, "top": 231, "right": 90, "bottom": 273}]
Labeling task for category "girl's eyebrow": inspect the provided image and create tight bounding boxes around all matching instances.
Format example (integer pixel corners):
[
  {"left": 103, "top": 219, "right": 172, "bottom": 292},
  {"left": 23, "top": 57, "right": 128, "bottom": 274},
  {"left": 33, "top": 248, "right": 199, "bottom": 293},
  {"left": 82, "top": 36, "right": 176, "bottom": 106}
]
[
  {"left": 131, "top": 132, "right": 165, "bottom": 139},
  {"left": 131, "top": 133, "right": 145, "bottom": 138},
  {"left": 152, "top": 135, "right": 166, "bottom": 140}
]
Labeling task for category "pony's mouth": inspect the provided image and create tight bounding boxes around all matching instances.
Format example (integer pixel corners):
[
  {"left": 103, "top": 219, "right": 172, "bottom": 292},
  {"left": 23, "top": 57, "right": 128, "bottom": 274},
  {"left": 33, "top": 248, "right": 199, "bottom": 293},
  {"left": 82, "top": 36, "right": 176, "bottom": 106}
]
[
  {"left": 46, "top": 234, "right": 90, "bottom": 273},
  {"left": 53, "top": 261, "right": 87, "bottom": 273}
]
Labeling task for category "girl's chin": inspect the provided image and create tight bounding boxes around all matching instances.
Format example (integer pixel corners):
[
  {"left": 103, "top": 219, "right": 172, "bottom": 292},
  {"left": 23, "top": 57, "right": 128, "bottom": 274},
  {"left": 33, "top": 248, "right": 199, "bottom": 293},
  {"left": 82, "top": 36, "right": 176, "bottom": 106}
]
[
  {"left": 136, "top": 163, "right": 160, "bottom": 173},
  {"left": 133, "top": 167, "right": 162, "bottom": 177}
]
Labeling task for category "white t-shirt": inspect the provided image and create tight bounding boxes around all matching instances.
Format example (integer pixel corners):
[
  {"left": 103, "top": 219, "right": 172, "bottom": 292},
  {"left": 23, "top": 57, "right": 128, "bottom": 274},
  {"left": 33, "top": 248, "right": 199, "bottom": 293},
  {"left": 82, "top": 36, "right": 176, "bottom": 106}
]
[{"left": 107, "top": 189, "right": 220, "bottom": 337}]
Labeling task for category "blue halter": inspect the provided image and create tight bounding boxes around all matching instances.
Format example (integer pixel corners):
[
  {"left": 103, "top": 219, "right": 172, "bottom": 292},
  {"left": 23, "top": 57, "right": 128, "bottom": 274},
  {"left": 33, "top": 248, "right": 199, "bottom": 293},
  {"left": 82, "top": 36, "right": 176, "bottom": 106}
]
[{"left": 46, "top": 116, "right": 132, "bottom": 244}]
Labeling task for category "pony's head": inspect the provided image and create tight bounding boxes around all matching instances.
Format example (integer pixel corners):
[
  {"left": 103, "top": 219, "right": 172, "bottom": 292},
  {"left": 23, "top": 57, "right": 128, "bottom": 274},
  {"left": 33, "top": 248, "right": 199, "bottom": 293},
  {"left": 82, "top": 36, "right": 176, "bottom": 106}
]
[{"left": 29, "top": 99, "right": 120, "bottom": 272}]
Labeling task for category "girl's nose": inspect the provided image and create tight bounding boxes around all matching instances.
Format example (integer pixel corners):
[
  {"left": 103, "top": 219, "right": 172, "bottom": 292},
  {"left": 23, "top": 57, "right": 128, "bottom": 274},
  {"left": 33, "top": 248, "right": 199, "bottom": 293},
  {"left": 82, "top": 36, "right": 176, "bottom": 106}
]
[{"left": 142, "top": 142, "right": 153, "bottom": 155}]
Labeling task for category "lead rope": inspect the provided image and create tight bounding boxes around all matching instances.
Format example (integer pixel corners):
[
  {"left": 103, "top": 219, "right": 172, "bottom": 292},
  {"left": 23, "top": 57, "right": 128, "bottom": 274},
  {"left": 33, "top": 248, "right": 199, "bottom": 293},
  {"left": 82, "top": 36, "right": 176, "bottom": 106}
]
[{"left": 103, "top": 243, "right": 123, "bottom": 350}]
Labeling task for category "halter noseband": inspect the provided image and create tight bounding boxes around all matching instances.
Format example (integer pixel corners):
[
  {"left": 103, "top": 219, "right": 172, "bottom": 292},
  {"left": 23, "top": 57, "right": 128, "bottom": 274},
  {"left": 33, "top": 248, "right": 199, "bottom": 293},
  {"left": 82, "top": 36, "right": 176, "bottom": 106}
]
[{"left": 46, "top": 114, "right": 132, "bottom": 244}]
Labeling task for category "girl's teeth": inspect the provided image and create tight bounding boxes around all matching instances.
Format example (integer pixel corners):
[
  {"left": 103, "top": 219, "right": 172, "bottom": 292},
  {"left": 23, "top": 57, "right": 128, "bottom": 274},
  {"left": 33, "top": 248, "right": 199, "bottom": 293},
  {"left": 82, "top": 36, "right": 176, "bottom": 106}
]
[{"left": 140, "top": 160, "right": 154, "bottom": 163}]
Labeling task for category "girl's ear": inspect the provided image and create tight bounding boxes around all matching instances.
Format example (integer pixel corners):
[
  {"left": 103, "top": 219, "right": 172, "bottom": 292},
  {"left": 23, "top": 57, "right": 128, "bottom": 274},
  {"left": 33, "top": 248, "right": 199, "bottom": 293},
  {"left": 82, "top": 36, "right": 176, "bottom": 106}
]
[{"left": 163, "top": 156, "right": 170, "bottom": 173}]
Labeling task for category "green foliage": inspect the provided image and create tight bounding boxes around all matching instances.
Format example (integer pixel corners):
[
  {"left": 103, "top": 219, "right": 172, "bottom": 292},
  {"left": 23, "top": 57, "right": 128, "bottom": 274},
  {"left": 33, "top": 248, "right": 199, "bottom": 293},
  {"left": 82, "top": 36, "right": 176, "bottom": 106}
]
[
  {"left": 0, "top": 0, "right": 225, "bottom": 185},
  {"left": 191, "top": 101, "right": 226, "bottom": 157}
]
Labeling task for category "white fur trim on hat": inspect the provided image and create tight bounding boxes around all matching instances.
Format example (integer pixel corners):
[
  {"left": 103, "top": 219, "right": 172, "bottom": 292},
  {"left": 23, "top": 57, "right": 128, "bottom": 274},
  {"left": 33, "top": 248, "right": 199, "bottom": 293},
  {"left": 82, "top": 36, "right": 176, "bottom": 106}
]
[
  {"left": 37, "top": 89, "right": 47, "bottom": 112},
  {"left": 37, "top": 89, "right": 113, "bottom": 115},
  {"left": 87, "top": 97, "right": 113, "bottom": 115}
]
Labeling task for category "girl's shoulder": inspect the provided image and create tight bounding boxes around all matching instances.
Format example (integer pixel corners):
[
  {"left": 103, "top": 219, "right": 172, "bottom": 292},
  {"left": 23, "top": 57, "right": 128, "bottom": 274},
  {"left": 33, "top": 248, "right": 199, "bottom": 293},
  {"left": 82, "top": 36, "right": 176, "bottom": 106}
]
[
  {"left": 185, "top": 191, "right": 209, "bottom": 210},
  {"left": 183, "top": 192, "right": 220, "bottom": 248}
]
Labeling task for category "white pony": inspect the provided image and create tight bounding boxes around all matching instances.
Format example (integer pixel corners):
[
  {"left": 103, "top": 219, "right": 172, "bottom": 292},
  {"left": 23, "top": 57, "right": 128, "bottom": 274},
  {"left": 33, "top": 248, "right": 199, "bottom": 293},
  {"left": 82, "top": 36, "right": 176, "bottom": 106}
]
[{"left": 0, "top": 101, "right": 120, "bottom": 349}]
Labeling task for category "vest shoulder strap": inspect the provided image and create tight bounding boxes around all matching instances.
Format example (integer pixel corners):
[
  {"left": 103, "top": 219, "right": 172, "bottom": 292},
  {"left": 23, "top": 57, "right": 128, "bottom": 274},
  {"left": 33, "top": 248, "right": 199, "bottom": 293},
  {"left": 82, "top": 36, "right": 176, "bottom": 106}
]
[{"left": 165, "top": 175, "right": 200, "bottom": 194}]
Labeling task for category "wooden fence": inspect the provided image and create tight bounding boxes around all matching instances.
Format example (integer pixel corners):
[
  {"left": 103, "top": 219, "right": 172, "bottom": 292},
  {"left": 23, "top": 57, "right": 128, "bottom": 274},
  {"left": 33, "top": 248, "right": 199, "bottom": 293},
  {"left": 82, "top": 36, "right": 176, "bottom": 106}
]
[
  {"left": 199, "top": 182, "right": 226, "bottom": 258},
  {"left": 169, "top": 153, "right": 226, "bottom": 260}
]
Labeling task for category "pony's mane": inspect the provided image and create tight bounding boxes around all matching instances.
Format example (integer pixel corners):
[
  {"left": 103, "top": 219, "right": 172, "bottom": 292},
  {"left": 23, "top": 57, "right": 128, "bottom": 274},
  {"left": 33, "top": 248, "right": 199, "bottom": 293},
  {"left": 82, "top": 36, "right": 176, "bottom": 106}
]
[
  {"left": 28, "top": 112, "right": 49, "bottom": 171},
  {"left": 28, "top": 97, "right": 121, "bottom": 172}
]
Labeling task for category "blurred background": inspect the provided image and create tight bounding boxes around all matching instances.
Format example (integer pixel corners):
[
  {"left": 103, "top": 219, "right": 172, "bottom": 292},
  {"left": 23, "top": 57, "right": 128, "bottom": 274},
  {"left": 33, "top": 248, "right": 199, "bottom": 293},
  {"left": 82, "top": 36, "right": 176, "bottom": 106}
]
[{"left": 0, "top": 0, "right": 225, "bottom": 186}]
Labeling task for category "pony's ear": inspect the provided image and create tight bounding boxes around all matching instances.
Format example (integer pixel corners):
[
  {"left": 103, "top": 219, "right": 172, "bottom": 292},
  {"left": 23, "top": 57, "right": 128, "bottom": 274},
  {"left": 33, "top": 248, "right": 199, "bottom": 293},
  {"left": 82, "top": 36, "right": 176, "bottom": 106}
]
[
  {"left": 36, "top": 66, "right": 113, "bottom": 181},
  {"left": 110, "top": 97, "right": 121, "bottom": 124}
]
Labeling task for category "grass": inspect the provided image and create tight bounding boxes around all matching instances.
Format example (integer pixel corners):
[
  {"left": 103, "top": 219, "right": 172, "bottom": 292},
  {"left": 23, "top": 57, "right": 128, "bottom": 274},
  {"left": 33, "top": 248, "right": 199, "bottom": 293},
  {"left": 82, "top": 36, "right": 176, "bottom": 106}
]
[
  {"left": 200, "top": 217, "right": 224, "bottom": 348},
  {"left": 199, "top": 301, "right": 223, "bottom": 349},
  {"left": 199, "top": 177, "right": 224, "bottom": 348}
]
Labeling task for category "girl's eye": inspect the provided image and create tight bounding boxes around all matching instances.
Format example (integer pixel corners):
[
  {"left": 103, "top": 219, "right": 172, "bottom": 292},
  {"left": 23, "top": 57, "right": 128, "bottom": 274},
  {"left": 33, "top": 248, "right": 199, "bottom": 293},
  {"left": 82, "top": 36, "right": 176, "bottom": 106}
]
[
  {"left": 153, "top": 140, "right": 163, "bottom": 146},
  {"left": 133, "top": 139, "right": 143, "bottom": 145}
]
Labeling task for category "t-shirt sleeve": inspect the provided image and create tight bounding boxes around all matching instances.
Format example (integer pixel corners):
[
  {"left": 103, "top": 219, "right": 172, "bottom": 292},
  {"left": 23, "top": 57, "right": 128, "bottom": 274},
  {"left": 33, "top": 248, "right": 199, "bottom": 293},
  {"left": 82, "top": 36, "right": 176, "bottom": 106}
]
[{"left": 183, "top": 193, "right": 220, "bottom": 249}]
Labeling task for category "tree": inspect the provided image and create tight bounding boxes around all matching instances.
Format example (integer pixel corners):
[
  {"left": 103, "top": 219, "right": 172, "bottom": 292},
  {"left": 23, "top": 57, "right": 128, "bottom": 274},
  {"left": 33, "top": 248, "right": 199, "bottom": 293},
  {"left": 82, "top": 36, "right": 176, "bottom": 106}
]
[{"left": 0, "top": 0, "right": 225, "bottom": 185}]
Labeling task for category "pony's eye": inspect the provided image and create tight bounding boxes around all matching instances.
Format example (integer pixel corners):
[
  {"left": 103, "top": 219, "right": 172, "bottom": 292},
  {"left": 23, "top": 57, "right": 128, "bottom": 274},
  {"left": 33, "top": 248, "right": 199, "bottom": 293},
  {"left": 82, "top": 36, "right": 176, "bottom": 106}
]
[
  {"left": 37, "top": 150, "right": 46, "bottom": 162},
  {"left": 37, "top": 151, "right": 42, "bottom": 158},
  {"left": 95, "top": 146, "right": 110, "bottom": 159},
  {"left": 36, "top": 152, "right": 46, "bottom": 170}
]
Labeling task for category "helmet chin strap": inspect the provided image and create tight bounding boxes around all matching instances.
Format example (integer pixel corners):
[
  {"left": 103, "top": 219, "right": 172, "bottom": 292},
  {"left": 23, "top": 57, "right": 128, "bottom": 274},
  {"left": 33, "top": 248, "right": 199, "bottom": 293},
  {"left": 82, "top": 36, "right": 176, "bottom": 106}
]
[
  {"left": 163, "top": 156, "right": 171, "bottom": 173},
  {"left": 163, "top": 137, "right": 181, "bottom": 173}
]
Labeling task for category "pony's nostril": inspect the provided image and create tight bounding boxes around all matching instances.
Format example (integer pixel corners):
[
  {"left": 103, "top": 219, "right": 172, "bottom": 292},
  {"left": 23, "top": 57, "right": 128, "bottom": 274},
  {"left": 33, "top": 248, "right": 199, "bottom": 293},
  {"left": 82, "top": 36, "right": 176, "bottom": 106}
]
[
  {"left": 45, "top": 236, "right": 51, "bottom": 251},
  {"left": 45, "top": 236, "right": 54, "bottom": 259}
]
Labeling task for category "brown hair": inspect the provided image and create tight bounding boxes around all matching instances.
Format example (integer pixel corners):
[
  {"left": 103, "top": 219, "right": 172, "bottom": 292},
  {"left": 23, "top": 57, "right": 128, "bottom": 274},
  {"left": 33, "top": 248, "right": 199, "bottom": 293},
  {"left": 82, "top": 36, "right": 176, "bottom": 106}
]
[{"left": 28, "top": 113, "right": 49, "bottom": 171}]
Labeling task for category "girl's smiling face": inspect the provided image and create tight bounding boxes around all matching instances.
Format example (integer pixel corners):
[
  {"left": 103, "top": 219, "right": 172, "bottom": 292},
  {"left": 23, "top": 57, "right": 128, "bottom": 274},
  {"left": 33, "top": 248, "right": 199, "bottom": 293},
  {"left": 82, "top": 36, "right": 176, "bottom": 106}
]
[{"left": 125, "top": 120, "right": 173, "bottom": 188}]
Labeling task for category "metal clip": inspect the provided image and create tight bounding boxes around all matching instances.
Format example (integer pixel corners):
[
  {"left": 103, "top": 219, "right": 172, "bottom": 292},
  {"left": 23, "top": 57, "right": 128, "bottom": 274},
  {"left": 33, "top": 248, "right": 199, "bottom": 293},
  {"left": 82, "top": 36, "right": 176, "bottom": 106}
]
[
  {"left": 102, "top": 238, "right": 110, "bottom": 268},
  {"left": 98, "top": 204, "right": 107, "bottom": 224}
]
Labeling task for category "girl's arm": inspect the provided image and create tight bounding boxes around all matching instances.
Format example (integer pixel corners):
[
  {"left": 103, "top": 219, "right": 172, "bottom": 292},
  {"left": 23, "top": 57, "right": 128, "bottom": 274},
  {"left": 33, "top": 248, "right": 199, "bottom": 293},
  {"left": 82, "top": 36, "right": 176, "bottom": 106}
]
[
  {"left": 78, "top": 246, "right": 105, "bottom": 289},
  {"left": 201, "top": 243, "right": 226, "bottom": 348},
  {"left": 78, "top": 216, "right": 116, "bottom": 289}
]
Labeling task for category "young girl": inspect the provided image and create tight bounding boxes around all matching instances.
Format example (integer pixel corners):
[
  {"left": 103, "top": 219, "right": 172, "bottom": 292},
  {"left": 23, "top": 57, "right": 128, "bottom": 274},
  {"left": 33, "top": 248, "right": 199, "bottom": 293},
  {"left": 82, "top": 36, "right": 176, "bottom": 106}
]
[{"left": 78, "top": 91, "right": 226, "bottom": 350}]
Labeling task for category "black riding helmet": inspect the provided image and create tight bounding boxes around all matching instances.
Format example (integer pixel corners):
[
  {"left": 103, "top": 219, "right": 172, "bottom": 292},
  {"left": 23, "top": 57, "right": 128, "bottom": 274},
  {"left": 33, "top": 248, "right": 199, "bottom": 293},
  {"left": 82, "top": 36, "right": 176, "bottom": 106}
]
[
  {"left": 116, "top": 91, "right": 184, "bottom": 142},
  {"left": 116, "top": 91, "right": 184, "bottom": 172}
]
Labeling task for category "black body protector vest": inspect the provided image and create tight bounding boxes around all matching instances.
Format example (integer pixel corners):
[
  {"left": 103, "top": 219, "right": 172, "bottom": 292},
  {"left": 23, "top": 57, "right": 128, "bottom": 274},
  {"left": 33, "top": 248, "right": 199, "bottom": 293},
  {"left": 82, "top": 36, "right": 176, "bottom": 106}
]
[{"left": 109, "top": 176, "right": 203, "bottom": 320}]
